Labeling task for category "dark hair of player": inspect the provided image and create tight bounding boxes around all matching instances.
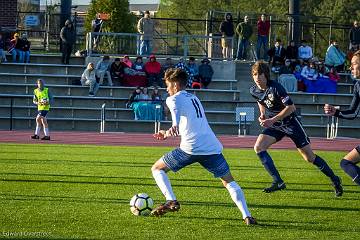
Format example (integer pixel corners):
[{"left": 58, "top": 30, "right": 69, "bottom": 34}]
[
  {"left": 251, "top": 60, "right": 270, "bottom": 82},
  {"left": 164, "top": 68, "right": 188, "bottom": 88}
]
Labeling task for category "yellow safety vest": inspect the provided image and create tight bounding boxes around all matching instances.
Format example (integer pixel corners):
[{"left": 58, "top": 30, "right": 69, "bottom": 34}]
[{"left": 34, "top": 87, "right": 50, "bottom": 111}]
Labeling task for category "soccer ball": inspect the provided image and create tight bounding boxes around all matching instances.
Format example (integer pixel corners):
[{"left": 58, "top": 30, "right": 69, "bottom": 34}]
[
  {"left": 130, "top": 193, "right": 154, "bottom": 216},
  {"left": 40, "top": 98, "right": 49, "bottom": 105}
]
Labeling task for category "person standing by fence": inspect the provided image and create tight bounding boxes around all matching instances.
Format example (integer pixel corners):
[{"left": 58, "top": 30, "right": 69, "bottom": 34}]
[
  {"left": 256, "top": 14, "right": 270, "bottom": 61},
  {"left": 219, "top": 12, "right": 235, "bottom": 60},
  {"left": 60, "top": 20, "right": 76, "bottom": 64},
  {"left": 236, "top": 16, "right": 253, "bottom": 61},
  {"left": 137, "top": 10, "right": 154, "bottom": 56}
]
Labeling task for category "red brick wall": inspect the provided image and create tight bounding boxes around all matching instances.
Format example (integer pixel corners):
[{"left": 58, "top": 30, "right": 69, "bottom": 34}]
[{"left": 0, "top": 0, "right": 18, "bottom": 30}]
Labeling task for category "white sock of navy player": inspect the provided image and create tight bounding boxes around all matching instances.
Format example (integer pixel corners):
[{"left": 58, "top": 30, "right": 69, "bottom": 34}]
[
  {"left": 226, "top": 181, "right": 251, "bottom": 219},
  {"left": 152, "top": 169, "right": 176, "bottom": 201},
  {"left": 44, "top": 128, "right": 49, "bottom": 136},
  {"left": 35, "top": 124, "right": 41, "bottom": 135}
]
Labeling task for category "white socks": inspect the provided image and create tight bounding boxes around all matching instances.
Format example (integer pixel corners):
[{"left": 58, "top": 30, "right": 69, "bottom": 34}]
[
  {"left": 152, "top": 169, "right": 176, "bottom": 201},
  {"left": 35, "top": 124, "right": 41, "bottom": 135},
  {"left": 44, "top": 128, "right": 49, "bottom": 136},
  {"left": 226, "top": 181, "right": 251, "bottom": 219}
]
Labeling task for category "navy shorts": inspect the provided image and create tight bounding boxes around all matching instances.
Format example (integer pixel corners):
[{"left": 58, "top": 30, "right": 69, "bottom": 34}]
[
  {"left": 262, "top": 116, "right": 310, "bottom": 148},
  {"left": 37, "top": 110, "right": 48, "bottom": 117},
  {"left": 355, "top": 145, "right": 360, "bottom": 154},
  {"left": 161, "top": 148, "right": 230, "bottom": 178}
]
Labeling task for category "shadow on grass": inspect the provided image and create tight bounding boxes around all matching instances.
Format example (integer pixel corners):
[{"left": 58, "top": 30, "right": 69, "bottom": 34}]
[
  {"left": 1, "top": 176, "right": 360, "bottom": 194},
  {"left": 1, "top": 193, "right": 359, "bottom": 213}
]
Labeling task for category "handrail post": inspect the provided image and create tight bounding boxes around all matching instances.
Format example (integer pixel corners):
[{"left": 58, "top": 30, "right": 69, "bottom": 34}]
[
  {"left": 100, "top": 103, "right": 106, "bottom": 133},
  {"left": 10, "top": 98, "right": 13, "bottom": 131}
]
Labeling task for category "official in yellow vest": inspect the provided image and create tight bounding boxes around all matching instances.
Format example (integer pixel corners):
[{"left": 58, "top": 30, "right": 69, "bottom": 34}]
[{"left": 31, "top": 79, "right": 53, "bottom": 140}]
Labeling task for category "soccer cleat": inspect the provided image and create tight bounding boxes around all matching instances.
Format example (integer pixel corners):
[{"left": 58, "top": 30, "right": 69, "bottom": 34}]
[
  {"left": 263, "top": 182, "right": 286, "bottom": 193},
  {"left": 41, "top": 136, "right": 50, "bottom": 141},
  {"left": 333, "top": 176, "right": 343, "bottom": 197},
  {"left": 244, "top": 216, "right": 257, "bottom": 225},
  {"left": 150, "top": 200, "right": 180, "bottom": 217},
  {"left": 31, "top": 135, "right": 39, "bottom": 139}
]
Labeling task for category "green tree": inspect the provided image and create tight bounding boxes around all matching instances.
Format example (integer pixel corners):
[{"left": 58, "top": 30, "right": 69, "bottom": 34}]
[{"left": 85, "top": 0, "right": 136, "bottom": 33}]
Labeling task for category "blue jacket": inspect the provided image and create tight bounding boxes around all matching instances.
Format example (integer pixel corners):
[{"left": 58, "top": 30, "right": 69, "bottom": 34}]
[{"left": 325, "top": 45, "right": 345, "bottom": 67}]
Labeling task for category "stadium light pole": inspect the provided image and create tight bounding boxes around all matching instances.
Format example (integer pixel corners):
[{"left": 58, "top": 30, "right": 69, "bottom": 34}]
[
  {"left": 60, "top": 0, "right": 72, "bottom": 29},
  {"left": 288, "top": 0, "right": 301, "bottom": 45}
]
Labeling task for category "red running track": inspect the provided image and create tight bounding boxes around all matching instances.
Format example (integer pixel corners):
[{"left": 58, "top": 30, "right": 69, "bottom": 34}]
[{"left": 0, "top": 130, "right": 358, "bottom": 151}]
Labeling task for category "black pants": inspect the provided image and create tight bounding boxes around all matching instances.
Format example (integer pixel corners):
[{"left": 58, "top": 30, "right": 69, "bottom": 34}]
[{"left": 62, "top": 43, "right": 73, "bottom": 64}]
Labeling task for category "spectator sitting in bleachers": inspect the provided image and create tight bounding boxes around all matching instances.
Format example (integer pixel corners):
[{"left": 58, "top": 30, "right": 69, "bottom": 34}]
[
  {"left": 132, "top": 56, "right": 145, "bottom": 72},
  {"left": 9, "top": 33, "right": 24, "bottom": 63},
  {"left": 96, "top": 56, "right": 113, "bottom": 86},
  {"left": 325, "top": 40, "right": 346, "bottom": 72},
  {"left": 328, "top": 67, "right": 340, "bottom": 82},
  {"left": 110, "top": 58, "right": 125, "bottom": 86},
  {"left": 278, "top": 59, "right": 297, "bottom": 92},
  {"left": 298, "top": 40, "right": 313, "bottom": 62},
  {"left": 151, "top": 86, "right": 162, "bottom": 103},
  {"left": 123, "top": 55, "right": 133, "bottom": 68},
  {"left": 128, "top": 86, "right": 156, "bottom": 120},
  {"left": 268, "top": 39, "right": 286, "bottom": 71},
  {"left": 301, "top": 61, "right": 318, "bottom": 81},
  {"left": 285, "top": 40, "right": 298, "bottom": 65},
  {"left": 187, "top": 57, "right": 200, "bottom": 87},
  {"left": 21, "top": 34, "right": 31, "bottom": 63},
  {"left": 0, "top": 33, "right": 5, "bottom": 63},
  {"left": 81, "top": 62, "right": 99, "bottom": 97},
  {"left": 144, "top": 54, "right": 162, "bottom": 87},
  {"left": 199, "top": 58, "right": 214, "bottom": 88},
  {"left": 175, "top": 58, "right": 191, "bottom": 87},
  {"left": 126, "top": 86, "right": 142, "bottom": 108},
  {"left": 161, "top": 57, "right": 173, "bottom": 76}
]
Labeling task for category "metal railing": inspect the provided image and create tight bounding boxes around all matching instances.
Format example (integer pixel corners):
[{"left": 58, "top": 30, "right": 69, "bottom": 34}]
[{"left": 86, "top": 32, "right": 235, "bottom": 59}]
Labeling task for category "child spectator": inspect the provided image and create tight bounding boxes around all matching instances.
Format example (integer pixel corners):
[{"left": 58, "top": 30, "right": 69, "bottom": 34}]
[
  {"left": 328, "top": 67, "right": 340, "bottom": 82},
  {"left": 110, "top": 58, "right": 125, "bottom": 86},
  {"left": 140, "top": 86, "right": 151, "bottom": 101},
  {"left": 151, "top": 86, "right": 162, "bottom": 104},
  {"left": 298, "top": 40, "right": 313, "bottom": 62},
  {"left": 123, "top": 55, "right": 133, "bottom": 68},
  {"left": 278, "top": 60, "right": 297, "bottom": 92},
  {"left": 301, "top": 61, "right": 318, "bottom": 81},
  {"left": 81, "top": 62, "right": 99, "bottom": 96},
  {"left": 96, "top": 56, "right": 113, "bottom": 86},
  {"left": 21, "top": 34, "right": 31, "bottom": 63},
  {"left": 198, "top": 58, "right": 214, "bottom": 88},
  {"left": 133, "top": 56, "right": 145, "bottom": 72},
  {"left": 187, "top": 57, "right": 200, "bottom": 87},
  {"left": 144, "top": 55, "right": 162, "bottom": 87},
  {"left": 267, "top": 39, "right": 286, "bottom": 68}
]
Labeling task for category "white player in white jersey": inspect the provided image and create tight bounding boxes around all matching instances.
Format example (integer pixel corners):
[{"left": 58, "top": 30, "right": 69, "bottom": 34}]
[{"left": 150, "top": 68, "right": 256, "bottom": 225}]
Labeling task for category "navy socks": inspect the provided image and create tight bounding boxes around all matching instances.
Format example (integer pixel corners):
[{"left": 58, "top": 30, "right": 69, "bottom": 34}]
[
  {"left": 257, "top": 151, "right": 283, "bottom": 183},
  {"left": 313, "top": 155, "right": 338, "bottom": 182},
  {"left": 340, "top": 159, "right": 360, "bottom": 186}
]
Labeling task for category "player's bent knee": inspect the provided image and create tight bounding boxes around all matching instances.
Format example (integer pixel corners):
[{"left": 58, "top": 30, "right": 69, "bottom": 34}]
[{"left": 254, "top": 144, "right": 266, "bottom": 153}]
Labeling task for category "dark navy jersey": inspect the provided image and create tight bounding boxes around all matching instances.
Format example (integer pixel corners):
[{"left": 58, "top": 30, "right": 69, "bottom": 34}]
[
  {"left": 335, "top": 80, "right": 360, "bottom": 120},
  {"left": 250, "top": 80, "right": 294, "bottom": 118}
]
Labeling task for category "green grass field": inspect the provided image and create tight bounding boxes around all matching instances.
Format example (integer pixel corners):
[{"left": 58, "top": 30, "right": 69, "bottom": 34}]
[{"left": 0, "top": 143, "right": 359, "bottom": 240}]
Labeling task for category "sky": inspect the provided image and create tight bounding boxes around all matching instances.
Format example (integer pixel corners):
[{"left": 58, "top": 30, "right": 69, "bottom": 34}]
[{"left": 39, "top": 0, "right": 160, "bottom": 5}]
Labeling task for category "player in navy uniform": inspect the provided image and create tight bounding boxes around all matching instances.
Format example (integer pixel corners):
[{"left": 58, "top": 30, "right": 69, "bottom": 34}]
[
  {"left": 324, "top": 50, "right": 360, "bottom": 186},
  {"left": 250, "top": 61, "right": 343, "bottom": 196},
  {"left": 150, "top": 68, "right": 256, "bottom": 225}
]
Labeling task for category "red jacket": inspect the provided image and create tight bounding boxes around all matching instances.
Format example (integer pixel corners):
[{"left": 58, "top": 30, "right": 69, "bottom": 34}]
[
  {"left": 257, "top": 20, "right": 270, "bottom": 36},
  {"left": 144, "top": 55, "right": 161, "bottom": 74}
]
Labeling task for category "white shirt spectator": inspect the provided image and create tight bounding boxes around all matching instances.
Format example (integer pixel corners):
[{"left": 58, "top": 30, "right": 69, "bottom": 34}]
[
  {"left": 298, "top": 45, "right": 313, "bottom": 60},
  {"left": 301, "top": 65, "right": 318, "bottom": 80}
]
